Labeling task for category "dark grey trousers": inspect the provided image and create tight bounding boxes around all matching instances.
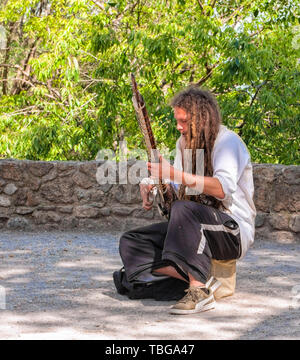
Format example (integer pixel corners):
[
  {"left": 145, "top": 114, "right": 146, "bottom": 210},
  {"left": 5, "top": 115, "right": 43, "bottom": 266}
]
[{"left": 119, "top": 200, "right": 241, "bottom": 284}]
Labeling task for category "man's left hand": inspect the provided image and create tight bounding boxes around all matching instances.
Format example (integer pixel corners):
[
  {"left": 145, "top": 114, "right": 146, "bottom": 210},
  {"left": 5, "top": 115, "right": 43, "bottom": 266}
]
[{"left": 147, "top": 155, "right": 174, "bottom": 181}]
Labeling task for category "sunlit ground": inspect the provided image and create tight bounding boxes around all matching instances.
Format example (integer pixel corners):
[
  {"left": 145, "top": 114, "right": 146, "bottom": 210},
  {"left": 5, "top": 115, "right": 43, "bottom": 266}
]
[{"left": 0, "top": 231, "right": 299, "bottom": 340}]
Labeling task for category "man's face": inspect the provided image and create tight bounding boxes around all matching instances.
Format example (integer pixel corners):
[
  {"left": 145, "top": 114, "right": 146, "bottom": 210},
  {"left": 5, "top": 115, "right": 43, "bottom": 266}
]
[{"left": 174, "top": 107, "right": 189, "bottom": 137}]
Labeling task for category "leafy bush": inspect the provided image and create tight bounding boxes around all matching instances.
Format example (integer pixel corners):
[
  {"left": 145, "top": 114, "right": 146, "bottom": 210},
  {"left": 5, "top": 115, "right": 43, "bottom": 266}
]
[{"left": 0, "top": 0, "right": 299, "bottom": 164}]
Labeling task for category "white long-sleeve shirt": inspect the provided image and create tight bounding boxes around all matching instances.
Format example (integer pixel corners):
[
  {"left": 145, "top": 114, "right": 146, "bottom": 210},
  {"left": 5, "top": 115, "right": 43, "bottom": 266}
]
[{"left": 173, "top": 125, "right": 256, "bottom": 259}]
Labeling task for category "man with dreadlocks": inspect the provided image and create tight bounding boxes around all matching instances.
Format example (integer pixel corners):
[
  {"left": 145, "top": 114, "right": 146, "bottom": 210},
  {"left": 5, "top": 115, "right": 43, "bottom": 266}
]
[{"left": 117, "top": 85, "right": 256, "bottom": 315}]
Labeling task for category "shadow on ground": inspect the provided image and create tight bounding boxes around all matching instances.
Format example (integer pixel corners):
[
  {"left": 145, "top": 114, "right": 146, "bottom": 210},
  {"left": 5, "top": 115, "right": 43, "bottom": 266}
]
[{"left": 0, "top": 230, "right": 299, "bottom": 339}]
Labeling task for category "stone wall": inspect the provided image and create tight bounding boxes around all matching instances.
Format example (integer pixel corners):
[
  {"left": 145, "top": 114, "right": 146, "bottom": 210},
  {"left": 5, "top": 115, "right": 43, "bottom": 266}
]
[
  {"left": 253, "top": 164, "right": 299, "bottom": 243},
  {"left": 0, "top": 159, "right": 299, "bottom": 243}
]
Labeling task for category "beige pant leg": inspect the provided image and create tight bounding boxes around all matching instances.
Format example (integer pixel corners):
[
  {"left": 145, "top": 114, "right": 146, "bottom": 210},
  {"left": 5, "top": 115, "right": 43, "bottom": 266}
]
[{"left": 210, "top": 259, "right": 236, "bottom": 300}]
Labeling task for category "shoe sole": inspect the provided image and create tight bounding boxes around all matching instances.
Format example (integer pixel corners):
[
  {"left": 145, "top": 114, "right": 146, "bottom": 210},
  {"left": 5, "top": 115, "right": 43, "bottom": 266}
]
[{"left": 169, "top": 300, "right": 215, "bottom": 315}]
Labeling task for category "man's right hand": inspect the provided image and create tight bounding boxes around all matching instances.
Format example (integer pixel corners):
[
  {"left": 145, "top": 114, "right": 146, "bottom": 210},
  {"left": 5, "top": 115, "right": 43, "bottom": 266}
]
[{"left": 139, "top": 183, "right": 155, "bottom": 210}]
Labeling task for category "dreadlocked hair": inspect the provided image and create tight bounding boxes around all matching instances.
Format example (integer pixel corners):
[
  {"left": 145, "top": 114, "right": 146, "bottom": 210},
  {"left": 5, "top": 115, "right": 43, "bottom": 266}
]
[{"left": 170, "top": 85, "right": 224, "bottom": 210}]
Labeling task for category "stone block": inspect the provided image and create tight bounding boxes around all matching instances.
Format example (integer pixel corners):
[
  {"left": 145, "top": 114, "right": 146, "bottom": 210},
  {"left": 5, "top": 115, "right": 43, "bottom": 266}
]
[
  {"left": 89, "top": 202, "right": 105, "bottom": 208},
  {"left": 255, "top": 213, "right": 267, "bottom": 228},
  {"left": 114, "top": 184, "right": 141, "bottom": 204},
  {"left": 23, "top": 174, "right": 41, "bottom": 191},
  {"left": 74, "top": 206, "right": 101, "bottom": 218},
  {"left": 15, "top": 207, "right": 35, "bottom": 215},
  {"left": 0, "top": 178, "right": 6, "bottom": 188},
  {"left": 14, "top": 189, "right": 28, "bottom": 206},
  {"left": 0, "top": 161, "right": 23, "bottom": 181},
  {"left": 73, "top": 171, "right": 94, "bottom": 189},
  {"left": 40, "top": 181, "right": 73, "bottom": 204},
  {"left": 56, "top": 161, "right": 77, "bottom": 173},
  {"left": 0, "top": 195, "right": 11, "bottom": 207},
  {"left": 272, "top": 183, "right": 290, "bottom": 212},
  {"left": 42, "top": 166, "right": 58, "bottom": 182},
  {"left": 27, "top": 161, "right": 54, "bottom": 177},
  {"left": 269, "top": 213, "right": 290, "bottom": 230},
  {"left": 7, "top": 217, "right": 30, "bottom": 230},
  {"left": 32, "top": 210, "right": 61, "bottom": 224},
  {"left": 3, "top": 183, "right": 18, "bottom": 195},
  {"left": 0, "top": 207, "right": 10, "bottom": 218},
  {"left": 91, "top": 190, "right": 105, "bottom": 202},
  {"left": 76, "top": 188, "right": 92, "bottom": 201},
  {"left": 26, "top": 191, "right": 40, "bottom": 207},
  {"left": 42, "top": 223, "right": 59, "bottom": 231},
  {"left": 100, "top": 207, "right": 111, "bottom": 216},
  {"left": 282, "top": 166, "right": 300, "bottom": 185},
  {"left": 254, "top": 184, "right": 272, "bottom": 212},
  {"left": 36, "top": 205, "right": 56, "bottom": 211},
  {"left": 77, "top": 218, "right": 110, "bottom": 230},
  {"left": 254, "top": 228, "right": 267, "bottom": 241},
  {"left": 288, "top": 185, "right": 300, "bottom": 212},
  {"left": 268, "top": 231, "right": 297, "bottom": 244},
  {"left": 111, "top": 206, "right": 135, "bottom": 216},
  {"left": 79, "top": 161, "right": 97, "bottom": 179},
  {"left": 57, "top": 162, "right": 77, "bottom": 177},
  {"left": 289, "top": 215, "right": 300, "bottom": 233},
  {"left": 133, "top": 208, "right": 155, "bottom": 219},
  {"left": 61, "top": 216, "right": 79, "bottom": 228},
  {"left": 253, "top": 165, "right": 276, "bottom": 183},
  {"left": 99, "top": 184, "right": 113, "bottom": 193},
  {"left": 57, "top": 206, "right": 73, "bottom": 214}
]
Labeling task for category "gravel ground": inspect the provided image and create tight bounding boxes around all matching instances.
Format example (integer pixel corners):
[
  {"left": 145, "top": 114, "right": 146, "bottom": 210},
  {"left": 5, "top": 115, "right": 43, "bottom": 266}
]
[{"left": 0, "top": 230, "right": 299, "bottom": 340}]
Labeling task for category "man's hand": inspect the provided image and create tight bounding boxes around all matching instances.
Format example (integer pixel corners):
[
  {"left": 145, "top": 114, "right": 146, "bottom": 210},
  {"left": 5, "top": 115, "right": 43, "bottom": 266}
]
[
  {"left": 140, "top": 183, "right": 155, "bottom": 210},
  {"left": 147, "top": 155, "right": 174, "bottom": 181}
]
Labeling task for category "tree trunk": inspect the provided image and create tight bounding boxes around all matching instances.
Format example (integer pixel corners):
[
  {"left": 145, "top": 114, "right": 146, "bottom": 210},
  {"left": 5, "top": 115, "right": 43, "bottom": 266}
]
[{"left": 1, "top": 22, "right": 15, "bottom": 95}]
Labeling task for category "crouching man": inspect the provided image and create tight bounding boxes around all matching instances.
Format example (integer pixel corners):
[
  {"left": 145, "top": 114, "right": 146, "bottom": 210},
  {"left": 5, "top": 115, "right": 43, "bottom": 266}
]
[{"left": 117, "top": 85, "right": 256, "bottom": 315}]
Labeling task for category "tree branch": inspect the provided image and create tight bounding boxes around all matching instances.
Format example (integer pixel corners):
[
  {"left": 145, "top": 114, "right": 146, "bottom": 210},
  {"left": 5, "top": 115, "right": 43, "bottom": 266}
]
[
  {"left": 11, "top": 37, "right": 40, "bottom": 95},
  {"left": 90, "top": 0, "right": 105, "bottom": 11},
  {"left": 237, "top": 80, "right": 269, "bottom": 136},
  {"left": 195, "top": 62, "right": 219, "bottom": 86},
  {"left": 220, "top": 2, "right": 252, "bottom": 25},
  {"left": 196, "top": 0, "right": 204, "bottom": 14},
  {"left": 249, "top": 80, "right": 268, "bottom": 107},
  {"left": 210, "top": 0, "right": 217, "bottom": 9},
  {"left": 1, "top": 22, "right": 16, "bottom": 95},
  {"left": 0, "top": 63, "right": 46, "bottom": 85}
]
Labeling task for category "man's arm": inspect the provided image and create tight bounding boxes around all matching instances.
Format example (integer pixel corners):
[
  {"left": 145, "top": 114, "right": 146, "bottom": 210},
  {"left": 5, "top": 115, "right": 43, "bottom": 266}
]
[
  {"left": 147, "top": 157, "right": 225, "bottom": 200},
  {"left": 172, "top": 168, "right": 225, "bottom": 200}
]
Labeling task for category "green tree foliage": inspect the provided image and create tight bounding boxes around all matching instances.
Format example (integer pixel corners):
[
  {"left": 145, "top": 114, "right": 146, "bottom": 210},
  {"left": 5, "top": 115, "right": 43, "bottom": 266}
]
[{"left": 0, "top": 0, "right": 299, "bottom": 164}]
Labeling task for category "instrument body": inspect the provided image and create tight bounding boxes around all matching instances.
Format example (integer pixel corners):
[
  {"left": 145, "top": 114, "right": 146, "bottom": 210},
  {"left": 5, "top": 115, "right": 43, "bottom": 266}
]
[{"left": 130, "top": 74, "right": 177, "bottom": 219}]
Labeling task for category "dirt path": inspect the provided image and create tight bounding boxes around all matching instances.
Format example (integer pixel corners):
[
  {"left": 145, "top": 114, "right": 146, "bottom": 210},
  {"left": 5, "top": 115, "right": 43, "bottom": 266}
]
[{"left": 0, "top": 230, "right": 299, "bottom": 340}]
